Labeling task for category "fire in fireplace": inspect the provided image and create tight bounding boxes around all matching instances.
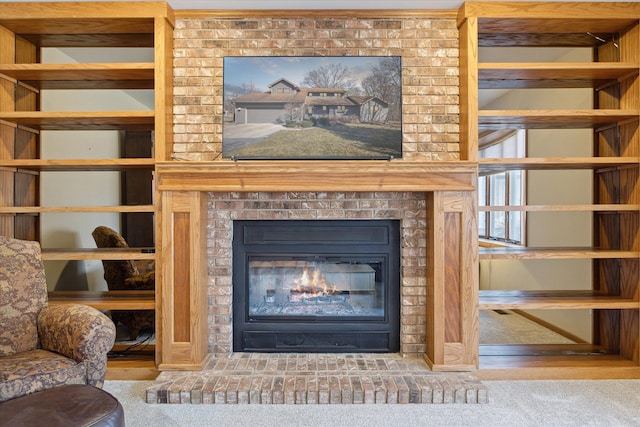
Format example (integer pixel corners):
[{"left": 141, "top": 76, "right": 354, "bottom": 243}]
[{"left": 232, "top": 220, "right": 400, "bottom": 352}]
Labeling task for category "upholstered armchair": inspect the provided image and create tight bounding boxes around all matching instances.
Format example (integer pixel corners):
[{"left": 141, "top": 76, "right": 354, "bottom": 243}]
[
  {"left": 0, "top": 236, "right": 116, "bottom": 402},
  {"left": 91, "top": 226, "right": 155, "bottom": 340}
]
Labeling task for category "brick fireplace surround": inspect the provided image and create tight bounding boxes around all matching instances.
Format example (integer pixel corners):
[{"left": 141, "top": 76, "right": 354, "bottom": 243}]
[
  {"left": 216, "top": 192, "right": 423, "bottom": 354},
  {"left": 149, "top": 11, "right": 481, "bottom": 403}
]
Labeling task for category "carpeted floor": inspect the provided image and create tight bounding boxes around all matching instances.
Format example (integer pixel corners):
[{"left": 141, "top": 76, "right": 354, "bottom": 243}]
[
  {"left": 103, "top": 379, "right": 640, "bottom": 426},
  {"left": 104, "top": 311, "right": 640, "bottom": 424}
]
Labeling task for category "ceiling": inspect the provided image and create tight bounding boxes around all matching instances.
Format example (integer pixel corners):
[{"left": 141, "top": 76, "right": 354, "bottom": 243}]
[{"left": 0, "top": 0, "right": 630, "bottom": 10}]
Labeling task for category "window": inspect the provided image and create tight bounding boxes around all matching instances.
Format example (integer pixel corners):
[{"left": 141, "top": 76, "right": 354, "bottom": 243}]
[{"left": 479, "top": 130, "right": 526, "bottom": 245}]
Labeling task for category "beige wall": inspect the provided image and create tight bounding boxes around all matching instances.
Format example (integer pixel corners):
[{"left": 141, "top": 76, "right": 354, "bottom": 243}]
[
  {"left": 478, "top": 48, "right": 594, "bottom": 342},
  {"left": 40, "top": 47, "right": 154, "bottom": 291}
]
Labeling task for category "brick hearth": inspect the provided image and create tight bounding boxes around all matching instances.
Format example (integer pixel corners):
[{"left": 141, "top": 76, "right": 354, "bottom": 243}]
[{"left": 147, "top": 354, "right": 487, "bottom": 404}]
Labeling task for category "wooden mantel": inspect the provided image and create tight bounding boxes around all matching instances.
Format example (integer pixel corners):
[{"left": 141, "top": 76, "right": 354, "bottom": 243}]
[
  {"left": 155, "top": 160, "right": 477, "bottom": 192},
  {"left": 155, "top": 160, "right": 479, "bottom": 372}
]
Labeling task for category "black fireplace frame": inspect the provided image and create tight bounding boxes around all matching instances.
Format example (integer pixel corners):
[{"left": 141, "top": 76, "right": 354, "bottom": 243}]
[{"left": 232, "top": 219, "right": 400, "bottom": 353}]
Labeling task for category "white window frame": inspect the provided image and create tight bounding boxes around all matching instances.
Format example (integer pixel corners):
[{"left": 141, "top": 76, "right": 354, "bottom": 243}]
[{"left": 478, "top": 130, "right": 527, "bottom": 245}]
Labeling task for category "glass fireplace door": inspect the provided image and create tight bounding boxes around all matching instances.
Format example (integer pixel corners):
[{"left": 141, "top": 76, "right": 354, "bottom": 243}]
[
  {"left": 233, "top": 219, "right": 400, "bottom": 352},
  {"left": 248, "top": 257, "right": 386, "bottom": 319}
]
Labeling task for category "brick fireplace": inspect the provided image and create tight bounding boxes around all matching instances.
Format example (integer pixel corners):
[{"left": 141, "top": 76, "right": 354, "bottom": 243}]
[
  {"left": 154, "top": 11, "right": 477, "bottom": 373},
  {"left": 155, "top": 160, "right": 479, "bottom": 372}
]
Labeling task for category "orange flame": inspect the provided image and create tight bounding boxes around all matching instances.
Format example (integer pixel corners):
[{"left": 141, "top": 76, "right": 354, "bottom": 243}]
[{"left": 290, "top": 266, "right": 336, "bottom": 301}]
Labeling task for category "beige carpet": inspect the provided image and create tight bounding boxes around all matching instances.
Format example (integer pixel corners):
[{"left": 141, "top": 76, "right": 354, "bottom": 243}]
[{"left": 103, "top": 379, "right": 640, "bottom": 426}]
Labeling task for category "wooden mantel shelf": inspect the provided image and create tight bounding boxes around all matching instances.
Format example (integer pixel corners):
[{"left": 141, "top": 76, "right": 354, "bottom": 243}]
[{"left": 156, "top": 160, "right": 478, "bottom": 193}]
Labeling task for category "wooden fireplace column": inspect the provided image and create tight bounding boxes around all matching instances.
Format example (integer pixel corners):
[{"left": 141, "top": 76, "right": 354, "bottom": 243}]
[{"left": 155, "top": 160, "right": 478, "bottom": 371}]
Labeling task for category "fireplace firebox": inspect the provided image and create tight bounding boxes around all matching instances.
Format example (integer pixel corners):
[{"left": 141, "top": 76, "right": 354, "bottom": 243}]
[{"left": 232, "top": 220, "right": 400, "bottom": 352}]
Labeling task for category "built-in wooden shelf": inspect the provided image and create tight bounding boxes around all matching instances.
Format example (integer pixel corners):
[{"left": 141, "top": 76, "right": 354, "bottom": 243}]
[
  {"left": 479, "top": 157, "right": 639, "bottom": 173},
  {"left": 106, "top": 357, "right": 158, "bottom": 381},
  {"left": 41, "top": 248, "right": 155, "bottom": 261},
  {"left": 0, "top": 205, "right": 155, "bottom": 214},
  {"left": 479, "top": 62, "right": 639, "bottom": 89},
  {"left": 479, "top": 290, "right": 638, "bottom": 310},
  {"left": 0, "top": 0, "right": 176, "bottom": 378},
  {"left": 479, "top": 247, "right": 639, "bottom": 259},
  {"left": 480, "top": 343, "right": 618, "bottom": 357},
  {"left": 0, "top": 158, "right": 154, "bottom": 171},
  {"left": 479, "top": 204, "right": 640, "bottom": 212},
  {"left": 111, "top": 344, "right": 155, "bottom": 353},
  {"left": 48, "top": 290, "right": 155, "bottom": 310},
  {"left": 0, "top": 1, "right": 172, "bottom": 49},
  {"left": 478, "top": 110, "right": 639, "bottom": 130},
  {"left": 0, "top": 18, "right": 157, "bottom": 39},
  {"left": 478, "top": 343, "right": 640, "bottom": 376},
  {"left": 0, "top": 111, "right": 154, "bottom": 131},
  {"left": 461, "top": 1, "right": 640, "bottom": 380},
  {"left": 0, "top": 63, "right": 155, "bottom": 89},
  {"left": 477, "top": 344, "right": 640, "bottom": 380},
  {"left": 467, "top": 8, "right": 640, "bottom": 48}
]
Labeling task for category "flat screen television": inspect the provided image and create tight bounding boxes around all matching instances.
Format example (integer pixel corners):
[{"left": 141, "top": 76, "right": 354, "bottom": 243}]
[{"left": 223, "top": 56, "right": 402, "bottom": 160}]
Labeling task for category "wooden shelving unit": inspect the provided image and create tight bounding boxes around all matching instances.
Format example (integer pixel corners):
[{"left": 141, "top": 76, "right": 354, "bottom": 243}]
[
  {"left": 459, "top": 1, "right": 640, "bottom": 379},
  {"left": 0, "top": 1, "right": 174, "bottom": 380}
]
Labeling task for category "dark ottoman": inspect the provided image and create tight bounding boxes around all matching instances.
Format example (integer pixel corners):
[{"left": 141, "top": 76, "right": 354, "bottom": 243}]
[{"left": 0, "top": 384, "right": 124, "bottom": 426}]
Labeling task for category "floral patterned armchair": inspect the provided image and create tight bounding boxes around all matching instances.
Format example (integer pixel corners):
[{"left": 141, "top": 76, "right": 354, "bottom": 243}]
[{"left": 0, "top": 236, "right": 116, "bottom": 402}]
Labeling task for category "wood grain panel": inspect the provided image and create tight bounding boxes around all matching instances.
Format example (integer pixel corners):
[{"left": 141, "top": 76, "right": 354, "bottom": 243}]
[
  {"left": 480, "top": 204, "right": 640, "bottom": 212},
  {"left": 48, "top": 290, "right": 155, "bottom": 310},
  {"left": 0, "top": 1, "right": 173, "bottom": 23},
  {"left": 173, "top": 212, "right": 191, "bottom": 343},
  {"left": 0, "top": 127, "right": 14, "bottom": 238},
  {"left": 620, "top": 309, "right": 639, "bottom": 363},
  {"left": 444, "top": 212, "right": 461, "bottom": 343},
  {"left": 596, "top": 309, "right": 621, "bottom": 354},
  {"left": 478, "top": 110, "right": 638, "bottom": 130},
  {"left": 156, "top": 161, "right": 477, "bottom": 193},
  {"left": 459, "top": 191, "right": 478, "bottom": 367},
  {"left": 0, "top": 110, "right": 155, "bottom": 131},
  {"left": 595, "top": 126, "right": 620, "bottom": 158},
  {"left": 0, "top": 26, "right": 15, "bottom": 236},
  {"left": 480, "top": 247, "right": 639, "bottom": 259},
  {"left": 154, "top": 16, "right": 174, "bottom": 162},
  {"left": 478, "top": 33, "right": 615, "bottom": 48},
  {"left": 0, "top": 63, "right": 155, "bottom": 89},
  {"left": 620, "top": 259, "right": 640, "bottom": 300},
  {"left": 479, "top": 63, "right": 639, "bottom": 89},
  {"left": 17, "top": 33, "right": 154, "bottom": 48},
  {"left": 595, "top": 259, "right": 621, "bottom": 296},
  {"left": 0, "top": 205, "right": 155, "bottom": 214},
  {"left": 0, "top": 18, "right": 155, "bottom": 35},
  {"left": 157, "top": 191, "right": 208, "bottom": 370},
  {"left": 40, "top": 248, "right": 155, "bottom": 261},
  {"left": 479, "top": 290, "right": 638, "bottom": 310},
  {"left": 0, "top": 24, "right": 16, "bottom": 237},
  {"left": 424, "top": 192, "right": 441, "bottom": 366},
  {"left": 479, "top": 157, "right": 638, "bottom": 174},
  {"left": 458, "top": 17, "right": 478, "bottom": 161},
  {"left": 0, "top": 159, "right": 155, "bottom": 171}
]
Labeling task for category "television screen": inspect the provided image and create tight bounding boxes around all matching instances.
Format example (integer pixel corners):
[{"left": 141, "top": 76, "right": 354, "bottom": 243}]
[{"left": 223, "top": 56, "right": 402, "bottom": 160}]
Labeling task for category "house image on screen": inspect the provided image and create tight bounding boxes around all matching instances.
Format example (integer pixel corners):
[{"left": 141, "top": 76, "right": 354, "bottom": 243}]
[{"left": 230, "top": 78, "right": 389, "bottom": 125}]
